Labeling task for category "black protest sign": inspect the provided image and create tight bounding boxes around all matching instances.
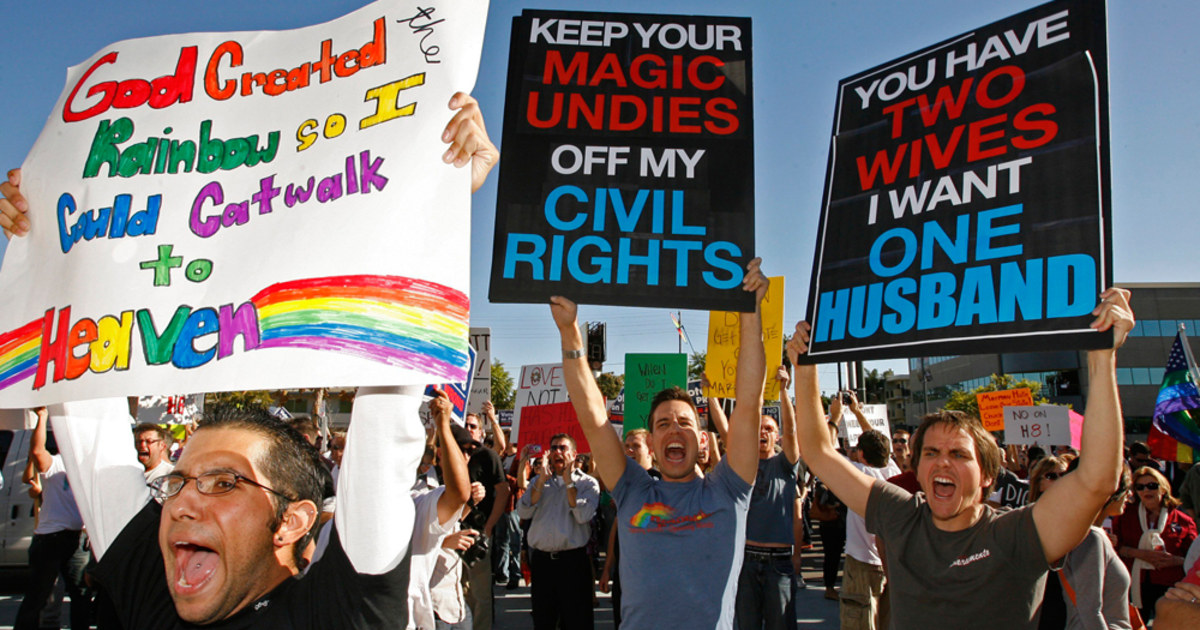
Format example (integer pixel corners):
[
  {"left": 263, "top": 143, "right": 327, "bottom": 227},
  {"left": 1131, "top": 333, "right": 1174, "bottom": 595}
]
[
  {"left": 803, "top": 0, "right": 1111, "bottom": 363},
  {"left": 490, "top": 11, "right": 755, "bottom": 311}
]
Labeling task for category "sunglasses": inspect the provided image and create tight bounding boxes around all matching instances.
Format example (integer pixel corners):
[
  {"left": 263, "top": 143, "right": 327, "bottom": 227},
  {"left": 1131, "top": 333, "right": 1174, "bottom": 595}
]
[
  {"left": 548, "top": 444, "right": 570, "bottom": 452},
  {"left": 1135, "top": 482, "right": 1160, "bottom": 492},
  {"left": 892, "top": 437, "right": 908, "bottom": 445},
  {"left": 1043, "top": 472, "right": 1063, "bottom": 481}
]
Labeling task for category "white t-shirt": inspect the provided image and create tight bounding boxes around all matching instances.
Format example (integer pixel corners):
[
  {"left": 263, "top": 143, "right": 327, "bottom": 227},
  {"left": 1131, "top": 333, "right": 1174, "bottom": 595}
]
[
  {"left": 408, "top": 486, "right": 463, "bottom": 630},
  {"left": 845, "top": 460, "right": 902, "bottom": 565},
  {"left": 35, "top": 455, "right": 84, "bottom": 535},
  {"left": 143, "top": 460, "right": 174, "bottom": 485}
]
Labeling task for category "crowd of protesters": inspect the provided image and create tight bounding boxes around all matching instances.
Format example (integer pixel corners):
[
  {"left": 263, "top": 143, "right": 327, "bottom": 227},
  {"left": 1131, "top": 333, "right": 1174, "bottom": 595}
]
[{"left": 5, "top": 88, "right": 1200, "bottom": 630}]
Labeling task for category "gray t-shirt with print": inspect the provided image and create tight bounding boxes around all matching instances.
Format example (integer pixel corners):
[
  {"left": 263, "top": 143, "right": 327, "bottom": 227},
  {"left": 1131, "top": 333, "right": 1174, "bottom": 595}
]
[
  {"left": 866, "top": 481, "right": 1050, "bottom": 629},
  {"left": 613, "top": 456, "right": 752, "bottom": 630}
]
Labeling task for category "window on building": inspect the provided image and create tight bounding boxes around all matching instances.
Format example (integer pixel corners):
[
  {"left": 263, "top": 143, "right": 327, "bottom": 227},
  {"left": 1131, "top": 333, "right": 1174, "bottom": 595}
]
[{"left": 1142, "top": 320, "right": 1161, "bottom": 337}]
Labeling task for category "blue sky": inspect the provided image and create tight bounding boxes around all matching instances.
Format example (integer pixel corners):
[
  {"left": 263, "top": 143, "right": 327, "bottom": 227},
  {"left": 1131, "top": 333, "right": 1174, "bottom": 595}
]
[{"left": 1, "top": 0, "right": 1196, "bottom": 391}]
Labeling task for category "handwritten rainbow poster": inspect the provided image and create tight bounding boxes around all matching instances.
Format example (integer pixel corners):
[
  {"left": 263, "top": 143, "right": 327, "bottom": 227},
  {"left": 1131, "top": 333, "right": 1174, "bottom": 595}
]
[{"left": 0, "top": 0, "right": 488, "bottom": 406}]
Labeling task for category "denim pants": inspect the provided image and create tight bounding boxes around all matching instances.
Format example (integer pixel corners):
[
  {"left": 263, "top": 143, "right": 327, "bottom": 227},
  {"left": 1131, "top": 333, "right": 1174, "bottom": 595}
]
[
  {"left": 734, "top": 549, "right": 798, "bottom": 630},
  {"left": 14, "top": 529, "right": 91, "bottom": 630},
  {"left": 492, "top": 510, "right": 521, "bottom": 583}
]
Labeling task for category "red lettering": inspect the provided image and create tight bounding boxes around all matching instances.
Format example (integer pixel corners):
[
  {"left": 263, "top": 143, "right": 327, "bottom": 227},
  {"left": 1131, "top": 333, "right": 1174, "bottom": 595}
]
[
  {"left": 526, "top": 91, "right": 562, "bottom": 128},
  {"left": 590, "top": 54, "right": 626, "bottom": 87},
  {"left": 856, "top": 144, "right": 908, "bottom": 190},
  {"left": 567, "top": 93, "right": 603, "bottom": 130},
  {"left": 704, "top": 98, "right": 738, "bottom": 135},
  {"left": 976, "top": 65, "right": 1024, "bottom": 109},
  {"left": 917, "top": 78, "right": 974, "bottom": 129},
  {"left": 669, "top": 97, "right": 702, "bottom": 133},
  {"left": 205, "top": 41, "right": 242, "bottom": 101},
  {"left": 543, "top": 50, "right": 587, "bottom": 85},
  {"left": 334, "top": 50, "right": 359, "bottom": 78},
  {"left": 610, "top": 94, "right": 646, "bottom": 131},
  {"left": 688, "top": 55, "right": 725, "bottom": 90},
  {"left": 66, "top": 319, "right": 98, "bottom": 380},
  {"left": 630, "top": 54, "right": 665, "bottom": 89},
  {"left": 924, "top": 126, "right": 964, "bottom": 170},
  {"left": 1012, "top": 103, "right": 1057, "bottom": 149},
  {"left": 966, "top": 114, "right": 1008, "bottom": 161},
  {"left": 881, "top": 97, "right": 916, "bottom": 139},
  {"left": 63, "top": 53, "right": 118, "bottom": 122}
]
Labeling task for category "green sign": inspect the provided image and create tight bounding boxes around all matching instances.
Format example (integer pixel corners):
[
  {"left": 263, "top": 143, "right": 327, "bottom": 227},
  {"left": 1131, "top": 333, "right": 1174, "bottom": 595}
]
[{"left": 623, "top": 353, "right": 688, "bottom": 433}]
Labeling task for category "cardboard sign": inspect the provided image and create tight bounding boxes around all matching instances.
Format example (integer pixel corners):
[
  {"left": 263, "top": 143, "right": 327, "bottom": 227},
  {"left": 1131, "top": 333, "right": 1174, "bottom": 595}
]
[
  {"left": 0, "top": 0, "right": 487, "bottom": 407},
  {"left": 705, "top": 276, "right": 784, "bottom": 398},
  {"left": 513, "top": 362, "right": 566, "bottom": 440},
  {"left": 517, "top": 401, "right": 591, "bottom": 454},
  {"left": 837, "top": 403, "right": 890, "bottom": 447},
  {"left": 623, "top": 353, "right": 687, "bottom": 432},
  {"left": 420, "top": 344, "right": 476, "bottom": 428},
  {"left": 467, "top": 327, "right": 491, "bottom": 413},
  {"left": 687, "top": 379, "right": 709, "bottom": 415},
  {"left": 802, "top": 0, "right": 1111, "bottom": 364},
  {"left": 977, "top": 388, "right": 1034, "bottom": 431},
  {"left": 1004, "top": 405, "right": 1070, "bottom": 447},
  {"left": 608, "top": 388, "right": 624, "bottom": 423},
  {"left": 489, "top": 10, "right": 756, "bottom": 311},
  {"left": 762, "top": 405, "right": 781, "bottom": 423},
  {"left": 136, "top": 394, "right": 204, "bottom": 425}
]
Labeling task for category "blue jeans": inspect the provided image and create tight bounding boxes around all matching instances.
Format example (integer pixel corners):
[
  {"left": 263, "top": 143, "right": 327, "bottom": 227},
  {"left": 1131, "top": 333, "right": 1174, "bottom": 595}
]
[
  {"left": 492, "top": 510, "right": 521, "bottom": 583},
  {"left": 734, "top": 551, "right": 797, "bottom": 630},
  {"left": 435, "top": 605, "right": 473, "bottom": 630}
]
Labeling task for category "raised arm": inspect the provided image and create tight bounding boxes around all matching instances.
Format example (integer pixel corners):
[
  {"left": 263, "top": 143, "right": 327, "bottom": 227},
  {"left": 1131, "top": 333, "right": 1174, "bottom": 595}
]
[
  {"left": 787, "top": 322, "right": 877, "bottom": 517},
  {"left": 846, "top": 392, "right": 874, "bottom": 436},
  {"left": 29, "top": 407, "right": 52, "bottom": 473},
  {"left": 550, "top": 296, "right": 626, "bottom": 489},
  {"left": 432, "top": 393, "right": 470, "bottom": 526},
  {"left": 704, "top": 372, "right": 729, "bottom": 443},
  {"left": 725, "top": 258, "right": 769, "bottom": 484},
  {"left": 483, "top": 401, "right": 506, "bottom": 455},
  {"left": 1033, "top": 288, "right": 1132, "bottom": 563},
  {"left": 777, "top": 366, "right": 800, "bottom": 465}
]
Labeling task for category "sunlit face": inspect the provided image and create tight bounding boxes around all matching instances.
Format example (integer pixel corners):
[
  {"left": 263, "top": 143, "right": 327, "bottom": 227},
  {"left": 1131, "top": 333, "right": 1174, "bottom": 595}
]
[
  {"left": 759, "top": 416, "right": 779, "bottom": 459},
  {"left": 1038, "top": 463, "right": 1067, "bottom": 495},
  {"left": 136, "top": 430, "right": 170, "bottom": 471},
  {"left": 917, "top": 424, "right": 992, "bottom": 532},
  {"left": 548, "top": 437, "right": 576, "bottom": 474},
  {"left": 1134, "top": 474, "right": 1164, "bottom": 511},
  {"left": 465, "top": 415, "right": 484, "bottom": 443},
  {"left": 650, "top": 399, "right": 704, "bottom": 482},
  {"left": 329, "top": 436, "right": 346, "bottom": 467},
  {"left": 892, "top": 431, "right": 911, "bottom": 464},
  {"left": 158, "top": 428, "right": 291, "bottom": 624},
  {"left": 624, "top": 433, "right": 652, "bottom": 470}
]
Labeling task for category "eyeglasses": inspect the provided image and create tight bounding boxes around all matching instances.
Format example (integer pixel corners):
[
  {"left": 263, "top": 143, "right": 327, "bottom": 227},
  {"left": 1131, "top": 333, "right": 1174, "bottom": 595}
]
[
  {"left": 148, "top": 471, "right": 297, "bottom": 502},
  {"left": 135, "top": 438, "right": 163, "bottom": 446},
  {"left": 892, "top": 437, "right": 908, "bottom": 445},
  {"left": 548, "top": 444, "right": 570, "bottom": 452},
  {"left": 1135, "top": 482, "right": 1160, "bottom": 492},
  {"left": 1043, "top": 472, "right": 1063, "bottom": 481}
]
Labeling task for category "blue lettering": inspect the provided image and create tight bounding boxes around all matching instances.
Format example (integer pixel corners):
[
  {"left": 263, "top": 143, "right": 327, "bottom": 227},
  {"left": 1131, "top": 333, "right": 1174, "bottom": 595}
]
[
  {"left": 172, "top": 307, "right": 219, "bottom": 369},
  {"left": 917, "top": 272, "right": 957, "bottom": 330},
  {"left": 701, "top": 241, "right": 741, "bottom": 289},
  {"left": 544, "top": 185, "right": 588, "bottom": 231},
  {"left": 869, "top": 228, "right": 917, "bottom": 277},
  {"left": 617, "top": 238, "right": 660, "bottom": 285},
  {"left": 998, "top": 259, "right": 1042, "bottom": 322},
  {"left": 921, "top": 214, "right": 969, "bottom": 270},
  {"left": 567, "top": 236, "right": 612, "bottom": 284},
  {"left": 977, "top": 204, "right": 1023, "bottom": 261},
  {"left": 882, "top": 277, "right": 917, "bottom": 334},
  {"left": 1046, "top": 254, "right": 1095, "bottom": 318},
  {"left": 669, "top": 190, "right": 704, "bottom": 236},
  {"left": 503, "top": 233, "right": 546, "bottom": 280},
  {"left": 955, "top": 266, "right": 998, "bottom": 326},
  {"left": 848, "top": 283, "right": 883, "bottom": 338},
  {"left": 814, "top": 288, "right": 849, "bottom": 343}
]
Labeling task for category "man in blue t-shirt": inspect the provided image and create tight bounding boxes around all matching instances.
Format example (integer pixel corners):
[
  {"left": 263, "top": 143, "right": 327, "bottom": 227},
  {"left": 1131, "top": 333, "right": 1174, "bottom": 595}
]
[{"left": 548, "top": 259, "right": 769, "bottom": 630}]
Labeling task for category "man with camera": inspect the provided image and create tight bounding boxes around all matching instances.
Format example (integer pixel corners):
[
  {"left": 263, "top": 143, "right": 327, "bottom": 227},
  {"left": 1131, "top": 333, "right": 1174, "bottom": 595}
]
[
  {"left": 462, "top": 413, "right": 509, "bottom": 630},
  {"left": 515, "top": 434, "right": 601, "bottom": 630}
]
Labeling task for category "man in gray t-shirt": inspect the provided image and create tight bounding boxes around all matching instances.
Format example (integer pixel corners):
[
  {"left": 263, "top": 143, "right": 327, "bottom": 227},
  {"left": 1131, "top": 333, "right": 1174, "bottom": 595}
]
[
  {"left": 549, "top": 259, "right": 770, "bottom": 630},
  {"left": 785, "top": 288, "right": 1134, "bottom": 629}
]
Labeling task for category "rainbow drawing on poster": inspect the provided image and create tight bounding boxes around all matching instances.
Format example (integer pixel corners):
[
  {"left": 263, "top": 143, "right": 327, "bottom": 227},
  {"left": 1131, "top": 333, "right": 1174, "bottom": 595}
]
[
  {"left": 252, "top": 274, "right": 470, "bottom": 382},
  {"left": 0, "top": 274, "right": 468, "bottom": 394},
  {"left": 0, "top": 319, "right": 43, "bottom": 391}
]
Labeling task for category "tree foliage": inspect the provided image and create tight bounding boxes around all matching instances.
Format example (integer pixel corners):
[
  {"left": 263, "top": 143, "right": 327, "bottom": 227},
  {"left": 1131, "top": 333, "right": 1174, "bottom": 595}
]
[
  {"left": 597, "top": 372, "right": 624, "bottom": 400},
  {"left": 491, "top": 360, "right": 515, "bottom": 410},
  {"left": 205, "top": 390, "right": 277, "bottom": 410},
  {"left": 688, "top": 352, "right": 706, "bottom": 380},
  {"left": 942, "top": 374, "right": 1048, "bottom": 419}
]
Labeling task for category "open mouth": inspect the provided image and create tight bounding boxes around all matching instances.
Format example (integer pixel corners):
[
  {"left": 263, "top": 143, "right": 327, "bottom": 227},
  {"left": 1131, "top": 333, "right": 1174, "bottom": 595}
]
[
  {"left": 664, "top": 442, "right": 687, "bottom": 464},
  {"left": 931, "top": 476, "right": 956, "bottom": 500},
  {"left": 173, "top": 542, "right": 219, "bottom": 595}
]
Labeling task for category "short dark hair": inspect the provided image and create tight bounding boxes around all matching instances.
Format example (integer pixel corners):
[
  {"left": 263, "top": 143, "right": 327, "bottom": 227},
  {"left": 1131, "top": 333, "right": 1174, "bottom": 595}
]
[
  {"left": 133, "top": 423, "right": 173, "bottom": 445},
  {"left": 287, "top": 415, "right": 319, "bottom": 441},
  {"left": 1128, "top": 441, "right": 1152, "bottom": 457},
  {"left": 198, "top": 404, "right": 327, "bottom": 568},
  {"left": 857, "top": 430, "right": 890, "bottom": 468},
  {"left": 647, "top": 387, "right": 699, "bottom": 431},
  {"left": 910, "top": 410, "right": 1002, "bottom": 494},
  {"left": 550, "top": 433, "right": 576, "bottom": 451}
]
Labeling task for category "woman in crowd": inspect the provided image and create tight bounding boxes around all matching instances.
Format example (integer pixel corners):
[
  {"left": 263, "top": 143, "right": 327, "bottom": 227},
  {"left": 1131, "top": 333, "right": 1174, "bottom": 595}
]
[
  {"left": 1057, "top": 460, "right": 1134, "bottom": 630},
  {"left": 1116, "top": 466, "right": 1198, "bottom": 622},
  {"left": 1028, "top": 455, "right": 1070, "bottom": 505}
]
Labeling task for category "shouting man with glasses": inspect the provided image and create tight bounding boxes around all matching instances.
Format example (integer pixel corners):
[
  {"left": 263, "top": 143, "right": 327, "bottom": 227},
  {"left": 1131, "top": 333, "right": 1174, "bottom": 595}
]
[
  {"left": 7, "top": 91, "right": 499, "bottom": 629},
  {"left": 134, "top": 423, "right": 175, "bottom": 485}
]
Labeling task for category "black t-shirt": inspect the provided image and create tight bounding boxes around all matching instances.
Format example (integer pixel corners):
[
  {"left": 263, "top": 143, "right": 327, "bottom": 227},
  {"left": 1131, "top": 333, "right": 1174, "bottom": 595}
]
[
  {"left": 992, "top": 468, "right": 1030, "bottom": 509},
  {"left": 92, "top": 502, "right": 411, "bottom": 629},
  {"left": 465, "top": 447, "right": 503, "bottom": 530}
]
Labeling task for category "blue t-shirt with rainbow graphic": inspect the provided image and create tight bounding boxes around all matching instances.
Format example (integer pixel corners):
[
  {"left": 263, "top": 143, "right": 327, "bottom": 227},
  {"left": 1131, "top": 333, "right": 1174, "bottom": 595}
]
[{"left": 613, "top": 456, "right": 752, "bottom": 629}]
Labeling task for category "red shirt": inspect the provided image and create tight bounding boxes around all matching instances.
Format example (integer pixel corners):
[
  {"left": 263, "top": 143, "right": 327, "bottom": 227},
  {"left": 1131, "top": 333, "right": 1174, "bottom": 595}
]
[
  {"left": 1114, "top": 505, "right": 1198, "bottom": 586},
  {"left": 886, "top": 470, "right": 921, "bottom": 494}
]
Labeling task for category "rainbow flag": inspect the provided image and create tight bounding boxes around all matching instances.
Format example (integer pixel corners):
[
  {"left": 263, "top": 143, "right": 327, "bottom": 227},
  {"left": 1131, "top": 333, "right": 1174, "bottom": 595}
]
[
  {"left": 1149, "top": 331, "right": 1200, "bottom": 463},
  {"left": 670, "top": 312, "right": 690, "bottom": 345},
  {"left": 252, "top": 274, "right": 470, "bottom": 382},
  {"left": 0, "top": 318, "right": 42, "bottom": 391}
]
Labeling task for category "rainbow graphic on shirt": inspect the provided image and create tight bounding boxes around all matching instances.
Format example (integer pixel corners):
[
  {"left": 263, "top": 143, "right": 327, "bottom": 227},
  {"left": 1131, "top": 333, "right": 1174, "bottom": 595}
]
[
  {"left": 0, "top": 318, "right": 42, "bottom": 391},
  {"left": 251, "top": 274, "right": 470, "bottom": 382},
  {"left": 630, "top": 503, "right": 675, "bottom": 528}
]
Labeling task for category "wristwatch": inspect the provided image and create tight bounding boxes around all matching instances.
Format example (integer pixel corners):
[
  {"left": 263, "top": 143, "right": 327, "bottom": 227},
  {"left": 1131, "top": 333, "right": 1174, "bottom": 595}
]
[{"left": 563, "top": 348, "right": 585, "bottom": 359}]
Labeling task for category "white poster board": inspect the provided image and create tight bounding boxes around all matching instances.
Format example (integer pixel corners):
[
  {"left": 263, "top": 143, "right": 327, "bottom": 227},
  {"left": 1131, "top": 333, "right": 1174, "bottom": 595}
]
[
  {"left": 1004, "top": 405, "right": 1071, "bottom": 447},
  {"left": 467, "top": 327, "right": 491, "bottom": 413},
  {"left": 513, "top": 362, "right": 565, "bottom": 442},
  {"left": 0, "top": 0, "right": 488, "bottom": 407},
  {"left": 837, "top": 403, "right": 890, "bottom": 447}
]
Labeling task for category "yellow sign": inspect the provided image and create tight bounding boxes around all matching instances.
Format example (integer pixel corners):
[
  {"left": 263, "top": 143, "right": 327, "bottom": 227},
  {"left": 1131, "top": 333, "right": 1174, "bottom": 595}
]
[{"left": 705, "top": 277, "right": 785, "bottom": 400}]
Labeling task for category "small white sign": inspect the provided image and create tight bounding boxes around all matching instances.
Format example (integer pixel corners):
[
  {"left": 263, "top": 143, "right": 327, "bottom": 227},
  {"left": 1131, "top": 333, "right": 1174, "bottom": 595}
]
[
  {"left": 1004, "top": 405, "right": 1071, "bottom": 447},
  {"left": 838, "top": 403, "right": 890, "bottom": 447}
]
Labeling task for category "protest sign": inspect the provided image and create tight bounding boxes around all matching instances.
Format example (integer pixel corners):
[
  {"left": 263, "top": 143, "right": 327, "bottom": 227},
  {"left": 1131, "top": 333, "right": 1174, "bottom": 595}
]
[
  {"left": 513, "top": 362, "right": 566, "bottom": 440},
  {"left": 136, "top": 394, "right": 205, "bottom": 424},
  {"left": 977, "top": 387, "right": 1034, "bottom": 431},
  {"left": 837, "top": 403, "right": 890, "bottom": 447},
  {"left": 0, "top": 0, "right": 488, "bottom": 407},
  {"left": 489, "top": 10, "right": 756, "bottom": 311},
  {"left": 517, "top": 401, "right": 592, "bottom": 454},
  {"left": 802, "top": 0, "right": 1111, "bottom": 364},
  {"left": 1004, "top": 405, "right": 1070, "bottom": 447},
  {"left": 608, "top": 388, "right": 624, "bottom": 423},
  {"left": 762, "top": 404, "right": 780, "bottom": 423},
  {"left": 705, "top": 276, "right": 784, "bottom": 399},
  {"left": 419, "top": 344, "right": 476, "bottom": 428},
  {"left": 467, "top": 327, "right": 491, "bottom": 413},
  {"left": 687, "top": 379, "right": 708, "bottom": 415},
  {"left": 624, "top": 353, "right": 687, "bottom": 432}
]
